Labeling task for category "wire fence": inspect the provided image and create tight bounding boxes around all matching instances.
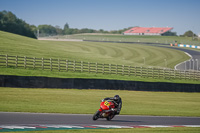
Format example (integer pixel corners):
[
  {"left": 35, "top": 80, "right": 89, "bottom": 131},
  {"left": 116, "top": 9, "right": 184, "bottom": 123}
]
[{"left": 0, "top": 54, "right": 200, "bottom": 81}]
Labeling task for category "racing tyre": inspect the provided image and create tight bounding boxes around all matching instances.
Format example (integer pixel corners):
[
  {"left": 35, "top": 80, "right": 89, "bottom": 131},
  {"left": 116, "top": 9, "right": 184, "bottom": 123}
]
[
  {"left": 106, "top": 114, "right": 115, "bottom": 121},
  {"left": 93, "top": 110, "right": 100, "bottom": 120}
]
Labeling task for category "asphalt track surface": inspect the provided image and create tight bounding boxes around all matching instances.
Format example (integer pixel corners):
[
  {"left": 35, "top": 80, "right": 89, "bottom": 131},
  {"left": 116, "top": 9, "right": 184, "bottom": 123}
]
[
  {"left": 1, "top": 112, "right": 200, "bottom": 126},
  {"left": 159, "top": 45, "right": 200, "bottom": 71}
]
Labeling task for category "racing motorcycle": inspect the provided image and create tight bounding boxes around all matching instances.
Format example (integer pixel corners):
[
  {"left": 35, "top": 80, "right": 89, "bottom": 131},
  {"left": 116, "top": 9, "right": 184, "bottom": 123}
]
[{"left": 93, "top": 100, "right": 116, "bottom": 121}]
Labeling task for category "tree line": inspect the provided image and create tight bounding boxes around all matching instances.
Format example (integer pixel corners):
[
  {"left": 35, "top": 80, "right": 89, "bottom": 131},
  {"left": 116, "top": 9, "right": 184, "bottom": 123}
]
[
  {"left": 37, "top": 23, "right": 131, "bottom": 37},
  {"left": 0, "top": 10, "right": 198, "bottom": 39},
  {"left": 0, "top": 10, "right": 130, "bottom": 38},
  {"left": 0, "top": 10, "right": 36, "bottom": 38}
]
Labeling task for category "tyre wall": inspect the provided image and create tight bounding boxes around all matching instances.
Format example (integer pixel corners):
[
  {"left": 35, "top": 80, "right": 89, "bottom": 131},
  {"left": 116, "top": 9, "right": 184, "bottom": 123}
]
[{"left": 0, "top": 75, "right": 199, "bottom": 92}]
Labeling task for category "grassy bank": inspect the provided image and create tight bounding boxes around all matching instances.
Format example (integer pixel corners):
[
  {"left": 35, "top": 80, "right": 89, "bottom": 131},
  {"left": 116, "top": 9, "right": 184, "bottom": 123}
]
[
  {"left": 1, "top": 67, "right": 200, "bottom": 84},
  {"left": 0, "top": 31, "right": 190, "bottom": 68},
  {"left": 0, "top": 87, "right": 200, "bottom": 116},
  {"left": 1, "top": 30, "right": 197, "bottom": 84}
]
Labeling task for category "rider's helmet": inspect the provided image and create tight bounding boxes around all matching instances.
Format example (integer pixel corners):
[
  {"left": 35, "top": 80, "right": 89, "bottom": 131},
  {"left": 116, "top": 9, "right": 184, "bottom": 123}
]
[{"left": 114, "top": 95, "right": 119, "bottom": 101}]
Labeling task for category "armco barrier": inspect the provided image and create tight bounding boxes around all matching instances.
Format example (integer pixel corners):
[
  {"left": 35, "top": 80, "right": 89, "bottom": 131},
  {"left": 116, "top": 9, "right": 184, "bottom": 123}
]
[{"left": 0, "top": 75, "right": 200, "bottom": 92}]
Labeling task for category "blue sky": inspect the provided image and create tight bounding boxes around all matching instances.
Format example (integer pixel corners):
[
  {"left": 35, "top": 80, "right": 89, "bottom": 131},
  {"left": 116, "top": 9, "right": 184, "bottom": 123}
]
[{"left": 0, "top": 0, "right": 200, "bottom": 35}]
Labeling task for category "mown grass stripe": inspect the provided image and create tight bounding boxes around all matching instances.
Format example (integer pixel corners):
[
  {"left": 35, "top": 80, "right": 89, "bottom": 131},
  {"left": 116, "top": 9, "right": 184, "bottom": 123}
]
[{"left": 0, "top": 31, "right": 190, "bottom": 68}]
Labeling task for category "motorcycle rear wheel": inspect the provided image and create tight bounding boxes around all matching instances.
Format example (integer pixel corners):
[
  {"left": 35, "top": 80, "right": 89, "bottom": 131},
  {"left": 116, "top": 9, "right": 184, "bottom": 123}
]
[
  {"left": 93, "top": 110, "right": 100, "bottom": 121},
  {"left": 106, "top": 114, "right": 115, "bottom": 121}
]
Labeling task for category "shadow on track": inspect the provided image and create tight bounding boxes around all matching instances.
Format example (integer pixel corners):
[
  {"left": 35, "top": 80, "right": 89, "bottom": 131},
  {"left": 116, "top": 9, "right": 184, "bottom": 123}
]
[{"left": 110, "top": 120, "right": 142, "bottom": 123}]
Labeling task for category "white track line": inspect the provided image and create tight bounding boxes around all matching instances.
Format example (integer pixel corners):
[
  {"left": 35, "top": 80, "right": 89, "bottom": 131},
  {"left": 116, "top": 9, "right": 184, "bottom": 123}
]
[
  {"left": 174, "top": 52, "right": 192, "bottom": 70},
  {"left": 1, "top": 125, "right": 200, "bottom": 130}
]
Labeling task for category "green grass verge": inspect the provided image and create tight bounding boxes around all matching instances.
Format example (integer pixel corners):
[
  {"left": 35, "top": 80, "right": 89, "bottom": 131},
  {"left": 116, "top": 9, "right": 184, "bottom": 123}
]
[
  {"left": 1, "top": 67, "right": 200, "bottom": 84},
  {"left": 1, "top": 87, "right": 200, "bottom": 116},
  {"left": 3, "top": 127, "right": 200, "bottom": 133},
  {"left": 0, "top": 31, "right": 190, "bottom": 68}
]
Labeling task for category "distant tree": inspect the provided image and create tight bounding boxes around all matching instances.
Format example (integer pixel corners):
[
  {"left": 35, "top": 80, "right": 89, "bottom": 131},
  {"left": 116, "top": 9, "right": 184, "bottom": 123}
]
[
  {"left": 30, "top": 25, "right": 37, "bottom": 36},
  {"left": 80, "top": 28, "right": 94, "bottom": 33},
  {"left": 55, "top": 25, "right": 63, "bottom": 35},
  {"left": 0, "top": 10, "right": 36, "bottom": 38},
  {"left": 62, "top": 22, "right": 135, "bottom": 35},
  {"left": 99, "top": 29, "right": 104, "bottom": 33},
  {"left": 72, "top": 28, "right": 80, "bottom": 34},
  {"left": 38, "top": 25, "right": 57, "bottom": 36},
  {"left": 65, "top": 28, "right": 74, "bottom": 35},
  {"left": 110, "top": 30, "right": 118, "bottom": 34},
  {"left": 162, "top": 31, "right": 177, "bottom": 36},
  {"left": 63, "top": 23, "right": 72, "bottom": 34},
  {"left": 64, "top": 23, "right": 69, "bottom": 30},
  {"left": 183, "top": 30, "right": 196, "bottom": 37}
]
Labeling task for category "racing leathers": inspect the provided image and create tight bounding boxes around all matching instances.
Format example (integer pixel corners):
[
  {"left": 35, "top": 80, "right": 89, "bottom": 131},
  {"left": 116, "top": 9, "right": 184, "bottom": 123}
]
[{"left": 102, "top": 97, "right": 122, "bottom": 115}]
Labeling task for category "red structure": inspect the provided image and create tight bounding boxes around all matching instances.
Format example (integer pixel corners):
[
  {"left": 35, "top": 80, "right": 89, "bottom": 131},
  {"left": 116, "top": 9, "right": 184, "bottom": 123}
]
[{"left": 123, "top": 27, "right": 173, "bottom": 36}]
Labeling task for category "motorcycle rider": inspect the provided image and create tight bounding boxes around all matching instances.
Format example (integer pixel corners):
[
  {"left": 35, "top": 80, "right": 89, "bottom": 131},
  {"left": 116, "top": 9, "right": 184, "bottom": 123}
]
[{"left": 102, "top": 95, "right": 122, "bottom": 115}]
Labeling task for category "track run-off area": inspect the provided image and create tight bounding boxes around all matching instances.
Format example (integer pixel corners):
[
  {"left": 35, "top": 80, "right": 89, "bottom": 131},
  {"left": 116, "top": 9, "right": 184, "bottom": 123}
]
[{"left": 0, "top": 112, "right": 200, "bottom": 132}]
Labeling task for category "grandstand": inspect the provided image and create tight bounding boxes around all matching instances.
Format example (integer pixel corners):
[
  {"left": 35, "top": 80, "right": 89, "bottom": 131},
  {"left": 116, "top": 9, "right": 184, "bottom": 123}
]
[{"left": 123, "top": 27, "right": 173, "bottom": 36}]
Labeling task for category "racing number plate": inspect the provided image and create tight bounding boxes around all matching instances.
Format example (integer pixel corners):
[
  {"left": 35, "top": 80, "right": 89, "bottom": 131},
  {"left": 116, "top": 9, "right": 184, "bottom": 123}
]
[{"left": 104, "top": 101, "right": 110, "bottom": 106}]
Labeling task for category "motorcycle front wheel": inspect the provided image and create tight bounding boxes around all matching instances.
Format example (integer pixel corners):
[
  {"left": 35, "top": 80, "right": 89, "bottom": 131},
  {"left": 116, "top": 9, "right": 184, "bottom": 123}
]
[{"left": 93, "top": 110, "right": 100, "bottom": 121}]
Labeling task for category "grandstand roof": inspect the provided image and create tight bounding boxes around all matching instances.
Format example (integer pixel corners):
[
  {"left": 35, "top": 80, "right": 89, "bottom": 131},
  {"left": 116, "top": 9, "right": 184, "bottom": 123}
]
[{"left": 124, "top": 27, "right": 173, "bottom": 34}]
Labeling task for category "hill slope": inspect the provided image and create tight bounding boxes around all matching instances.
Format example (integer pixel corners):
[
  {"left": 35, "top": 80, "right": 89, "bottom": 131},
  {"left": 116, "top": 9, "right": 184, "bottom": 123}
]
[{"left": 0, "top": 30, "right": 190, "bottom": 68}]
